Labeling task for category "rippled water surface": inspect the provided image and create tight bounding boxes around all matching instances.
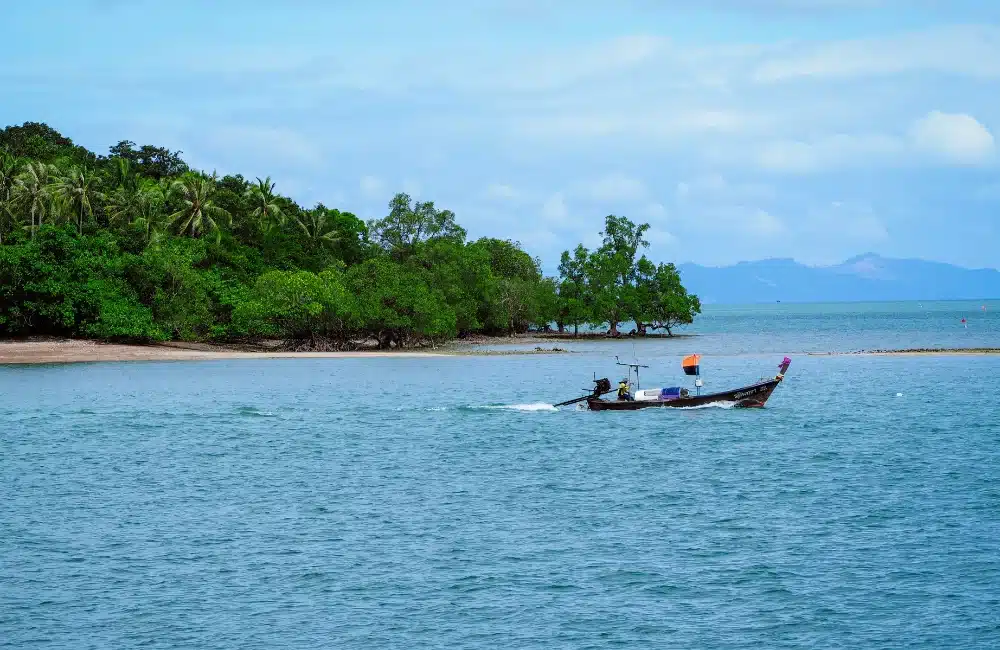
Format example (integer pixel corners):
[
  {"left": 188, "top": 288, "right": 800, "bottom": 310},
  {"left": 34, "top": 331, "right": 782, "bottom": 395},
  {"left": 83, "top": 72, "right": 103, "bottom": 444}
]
[{"left": 3, "top": 302, "right": 1000, "bottom": 649}]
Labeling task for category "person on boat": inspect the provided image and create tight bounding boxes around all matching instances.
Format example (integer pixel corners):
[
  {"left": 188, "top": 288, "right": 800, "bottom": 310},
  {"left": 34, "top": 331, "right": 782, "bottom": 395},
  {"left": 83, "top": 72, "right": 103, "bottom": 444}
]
[{"left": 617, "top": 379, "right": 632, "bottom": 401}]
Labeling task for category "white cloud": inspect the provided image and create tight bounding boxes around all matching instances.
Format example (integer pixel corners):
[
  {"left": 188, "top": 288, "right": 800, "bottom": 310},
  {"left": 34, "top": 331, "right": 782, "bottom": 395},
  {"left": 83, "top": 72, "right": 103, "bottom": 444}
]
[
  {"left": 402, "top": 178, "right": 422, "bottom": 196},
  {"left": 203, "top": 125, "right": 324, "bottom": 166},
  {"left": 752, "top": 25, "right": 1000, "bottom": 83},
  {"left": 485, "top": 183, "right": 520, "bottom": 200},
  {"left": 509, "top": 109, "right": 765, "bottom": 141},
  {"left": 541, "top": 192, "right": 569, "bottom": 224},
  {"left": 752, "top": 134, "right": 904, "bottom": 173},
  {"left": 582, "top": 173, "right": 647, "bottom": 202},
  {"left": 909, "top": 111, "right": 995, "bottom": 165},
  {"left": 726, "top": 113, "right": 996, "bottom": 172},
  {"left": 646, "top": 227, "right": 677, "bottom": 248},
  {"left": 644, "top": 202, "right": 667, "bottom": 219},
  {"left": 791, "top": 201, "right": 889, "bottom": 263},
  {"left": 674, "top": 204, "right": 785, "bottom": 237},
  {"left": 674, "top": 173, "right": 775, "bottom": 200},
  {"left": 751, "top": 209, "right": 786, "bottom": 235},
  {"left": 359, "top": 175, "right": 386, "bottom": 199}
]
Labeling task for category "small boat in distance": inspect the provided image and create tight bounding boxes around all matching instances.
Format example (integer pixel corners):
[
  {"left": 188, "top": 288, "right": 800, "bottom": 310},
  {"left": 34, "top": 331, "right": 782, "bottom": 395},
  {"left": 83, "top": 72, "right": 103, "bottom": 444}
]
[{"left": 555, "top": 355, "right": 791, "bottom": 411}]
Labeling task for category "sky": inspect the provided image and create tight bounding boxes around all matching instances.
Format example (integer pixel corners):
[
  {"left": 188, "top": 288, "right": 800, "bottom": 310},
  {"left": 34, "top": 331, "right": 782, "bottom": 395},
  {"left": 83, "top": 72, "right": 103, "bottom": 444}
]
[{"left": 2, "top": 0, "right": 999, "bottom": 272}]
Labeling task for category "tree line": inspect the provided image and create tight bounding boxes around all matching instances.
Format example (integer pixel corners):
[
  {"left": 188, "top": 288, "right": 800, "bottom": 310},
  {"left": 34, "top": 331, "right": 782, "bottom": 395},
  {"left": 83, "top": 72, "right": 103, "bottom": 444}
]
[{"left": 0, "top": 121, "right": 700, "bottom": 348}]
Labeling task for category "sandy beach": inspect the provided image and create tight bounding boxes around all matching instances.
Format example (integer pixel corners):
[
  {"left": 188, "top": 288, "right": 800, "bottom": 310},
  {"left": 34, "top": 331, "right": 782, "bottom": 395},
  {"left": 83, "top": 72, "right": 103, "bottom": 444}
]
[
  {"left": 0, "top": 339, "right": 451, "bottom": 364},
  {"left": 2, "top": 338, "right": 998, "bottom": 365},
  {"left": 0, "top": 338, "right": 579, "bottom": 365}
]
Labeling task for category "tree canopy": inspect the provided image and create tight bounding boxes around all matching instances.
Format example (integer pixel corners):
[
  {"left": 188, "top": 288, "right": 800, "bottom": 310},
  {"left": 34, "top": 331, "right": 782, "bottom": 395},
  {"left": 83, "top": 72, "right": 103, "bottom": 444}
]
[{"left": 0, "top": 121, "right": 699, "bottom": 347}]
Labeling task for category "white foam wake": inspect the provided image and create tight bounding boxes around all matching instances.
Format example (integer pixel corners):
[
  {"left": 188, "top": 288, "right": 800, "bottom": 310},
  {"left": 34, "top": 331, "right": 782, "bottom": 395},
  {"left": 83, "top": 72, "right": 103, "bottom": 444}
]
[
  {"left": 676, "top": 401, "right": 737, "bottom": 410},
  {"left": 490, "top": 402, "right": 558, "bottom": 412}
]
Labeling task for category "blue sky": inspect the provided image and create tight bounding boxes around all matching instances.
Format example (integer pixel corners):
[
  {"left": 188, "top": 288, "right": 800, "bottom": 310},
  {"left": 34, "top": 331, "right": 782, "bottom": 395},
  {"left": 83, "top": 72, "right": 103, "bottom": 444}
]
[{"left": 3, "top": 0, "right": 999, "bottom": 272}]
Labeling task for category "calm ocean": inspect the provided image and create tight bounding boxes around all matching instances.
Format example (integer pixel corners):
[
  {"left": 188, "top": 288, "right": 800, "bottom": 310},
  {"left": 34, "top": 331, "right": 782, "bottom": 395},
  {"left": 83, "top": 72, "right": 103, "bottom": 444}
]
[{"left": 3, "top": 301, "right": 999, "bottom": 649}]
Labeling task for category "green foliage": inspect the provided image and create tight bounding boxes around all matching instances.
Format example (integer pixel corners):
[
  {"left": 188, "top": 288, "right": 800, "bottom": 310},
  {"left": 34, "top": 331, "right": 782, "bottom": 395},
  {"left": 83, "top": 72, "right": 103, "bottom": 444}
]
[
  {"left": 633, "top": 261, "right": 702, "bottom": 335},
  {"left": 108, "top": 140, "right": 188, "bottom": 179},
  {"left": 51, "top": 167, "right": 103, "bottom": 235},
  {"left": 0, "top": 151, "right": 19, "bottom": 244},
  {"left": 80, "top": 279, "right": 164, "bottom": 341},
  {"left": 0, "top": 226, "right": 162, "bottom": 340},
  {"left": 167, "top": 174, "right": 232, "bottom": 242},
  {"left": 133, "top": 238, "right": 215, "bottom": 340},
  {"left": 13, "top": 160, "right": 56, "bottom": 239},
  {"left": 369, "top": 192, "right": 466, "bottom": 257},
  {"left": 557, "top": 244, "right": 591, "bottom": 334},
  {"left": 0, "top": 122, "right": 95, "bottom": 166},
  {"left": 346, "top": 257, "right": 456, "bottom": 347},
  {"left": 556, "top": 215, "right": 700, "bottom": 337},
  {"left": 0, "top": 121, "right": 699, "bottom": 346},
  {"left": 232, "top": 269, "right": 348, "bottom": 344}
]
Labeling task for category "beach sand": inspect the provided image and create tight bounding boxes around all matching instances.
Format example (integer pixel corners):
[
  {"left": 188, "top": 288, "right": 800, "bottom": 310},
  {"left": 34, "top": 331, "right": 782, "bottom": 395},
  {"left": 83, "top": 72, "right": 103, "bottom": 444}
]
[
  {"left": 0, "top": 339, "right": 455, "bottom": 364},
  {"left": 0, "top": 338, "right": 578, "bottom": 365},
  {"left": 3, "top": 339, "right": 999, "bottom": 365}
]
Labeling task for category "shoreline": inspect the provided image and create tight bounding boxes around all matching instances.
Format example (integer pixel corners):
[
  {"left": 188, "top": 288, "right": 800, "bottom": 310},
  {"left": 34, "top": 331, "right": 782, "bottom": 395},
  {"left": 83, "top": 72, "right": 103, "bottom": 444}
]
[
  {"left": 0, "top": 337, "right": 574, "bottom": 365},
  {"left": 809, "top": 348, "right": 1000, "bottom": 356},
  {"left": 3, "top": 339, "right": 1000, "bottom": 366}
]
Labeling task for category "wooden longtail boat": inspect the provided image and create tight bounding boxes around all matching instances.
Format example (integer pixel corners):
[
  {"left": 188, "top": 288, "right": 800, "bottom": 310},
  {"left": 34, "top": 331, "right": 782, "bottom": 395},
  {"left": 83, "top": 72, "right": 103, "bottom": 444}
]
[{"left": 555, "top": 355, "right": 791, "bottom": 411}]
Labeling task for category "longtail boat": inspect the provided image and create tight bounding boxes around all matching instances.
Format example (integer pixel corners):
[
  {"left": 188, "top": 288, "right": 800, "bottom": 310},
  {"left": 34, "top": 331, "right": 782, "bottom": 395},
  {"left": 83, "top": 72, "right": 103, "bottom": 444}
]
[{"left": 555, "top": 355, "right": 791, "bottom": 411}]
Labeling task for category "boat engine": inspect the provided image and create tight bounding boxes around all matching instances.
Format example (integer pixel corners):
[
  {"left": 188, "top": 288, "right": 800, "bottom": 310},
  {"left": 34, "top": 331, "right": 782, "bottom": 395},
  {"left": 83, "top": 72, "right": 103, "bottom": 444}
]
[{"left": 592, "top": 378, "right": 611, "bottom": 396}]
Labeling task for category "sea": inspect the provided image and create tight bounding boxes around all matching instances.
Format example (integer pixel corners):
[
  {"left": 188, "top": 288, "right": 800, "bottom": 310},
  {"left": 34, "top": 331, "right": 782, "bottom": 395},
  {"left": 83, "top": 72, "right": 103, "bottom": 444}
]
[{"left": 2, "top": 300, "right": 999, "bottom": 649}]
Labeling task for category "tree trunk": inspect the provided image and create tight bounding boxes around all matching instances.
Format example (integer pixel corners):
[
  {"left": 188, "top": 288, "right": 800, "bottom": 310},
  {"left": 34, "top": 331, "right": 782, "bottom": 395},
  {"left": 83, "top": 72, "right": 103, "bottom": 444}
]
[
  {"left": 609, "top": 321, "right": 619, "bottom": 336},
  {"left": 557, "top": 322, "right": 564, "bottom": 334}
]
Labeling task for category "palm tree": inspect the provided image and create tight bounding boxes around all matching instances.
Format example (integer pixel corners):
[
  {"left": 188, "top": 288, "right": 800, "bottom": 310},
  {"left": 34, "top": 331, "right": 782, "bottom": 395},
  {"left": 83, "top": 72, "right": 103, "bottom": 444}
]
[
  {"left": 106, "top": 178, "right": 167, "bottom": 241},
  {"left": 110, "top": 157, "right": 139, "bottom": 193},
  {"left": 52, "top": 167, "right": 103, "bottom": 235},
  {"left": 294, "top": 205, "right": 342, "bottom": 250},
  {"left": 0, "top": 152, "right": 20, "bottom": 244},
  {"left": 167, "top": 175, "right": 231, "bottom": 242},
  {"left": 13, "top": 161, "right": 55, "bottom": 239},
  {"left": 245, "top": 176, "right": 283, "bottom": 234}
]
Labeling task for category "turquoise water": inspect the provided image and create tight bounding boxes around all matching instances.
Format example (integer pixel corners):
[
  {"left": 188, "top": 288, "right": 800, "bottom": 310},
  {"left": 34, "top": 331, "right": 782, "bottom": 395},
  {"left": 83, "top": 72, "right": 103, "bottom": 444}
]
[{"left": 3, "top": 302, "right": 1000, "bottom": 648}]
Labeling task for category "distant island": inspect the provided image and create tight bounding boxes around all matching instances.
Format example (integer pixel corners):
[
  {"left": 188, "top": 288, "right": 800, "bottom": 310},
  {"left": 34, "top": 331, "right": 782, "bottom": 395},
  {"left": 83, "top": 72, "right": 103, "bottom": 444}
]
[
  {"left": 678, "top": 254, "right": 1000, "bottom": 304},
  {"left": 0, "top": 121, "right": 700, "bottom": 350}
]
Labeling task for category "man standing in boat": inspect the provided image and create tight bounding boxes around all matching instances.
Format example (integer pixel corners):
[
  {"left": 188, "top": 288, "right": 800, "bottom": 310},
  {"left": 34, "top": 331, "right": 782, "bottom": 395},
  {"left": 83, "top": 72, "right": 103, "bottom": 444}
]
[{"left": 617, "top": 378, "right": 633, "bottom": 401}]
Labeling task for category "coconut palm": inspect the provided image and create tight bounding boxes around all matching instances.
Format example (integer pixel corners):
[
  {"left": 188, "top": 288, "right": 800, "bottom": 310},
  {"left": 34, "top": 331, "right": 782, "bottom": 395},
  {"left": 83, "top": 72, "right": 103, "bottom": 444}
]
[
  {"left": 167, "top": 174, "right": 231, "bottom": 242},
  {"left": 294, "top": 205, "right": 342, "bottom": 250},
  {"left": 106, "top": 178, "right": 167, "bottom": 241},
  {"left": 110, "top": 157, "right": 139, "bottom": 193},
  {"left": 245, "top": 176, "right": 283, "bottom": 234},
  {"left": 13, "top": 160, "right": 55, "bottom": 239},
  {"left": 0, "top": 152, "right": 20, "bottom": 244},
  {"left": 52, "top": 167, "right": 104, "bottom": 235}
]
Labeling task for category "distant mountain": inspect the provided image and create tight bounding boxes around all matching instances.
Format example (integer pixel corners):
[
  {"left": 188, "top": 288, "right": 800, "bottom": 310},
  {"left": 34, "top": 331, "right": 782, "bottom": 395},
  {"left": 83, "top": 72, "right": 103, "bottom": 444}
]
[{"left": 677, "top": 253, "right": 1000, "bottom": 304}]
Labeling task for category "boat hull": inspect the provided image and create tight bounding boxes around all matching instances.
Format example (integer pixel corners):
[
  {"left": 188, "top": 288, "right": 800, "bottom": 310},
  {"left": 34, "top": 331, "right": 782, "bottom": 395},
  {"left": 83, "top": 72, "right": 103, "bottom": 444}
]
[{"left": 585, "top": 377, "right": 782, "bottom": 411}]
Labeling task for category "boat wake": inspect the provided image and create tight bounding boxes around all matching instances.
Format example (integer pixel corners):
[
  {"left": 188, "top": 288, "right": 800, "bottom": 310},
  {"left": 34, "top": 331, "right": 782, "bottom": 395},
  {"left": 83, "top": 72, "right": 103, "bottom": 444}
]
[
  {"left": 486, "top": 402, "right": 558, "bottom": 412},
  {"left": 676, "top": 401, "right": 737, "bottom": 410},
  {"left": 573, "top": 400, "right": 739, "bottom": 411},
  {"left": 403, "top": 401, "right": 736, "bottom": 414},
  {"left": 397, "top": 403, "right": 559, "bottom": 413}
]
